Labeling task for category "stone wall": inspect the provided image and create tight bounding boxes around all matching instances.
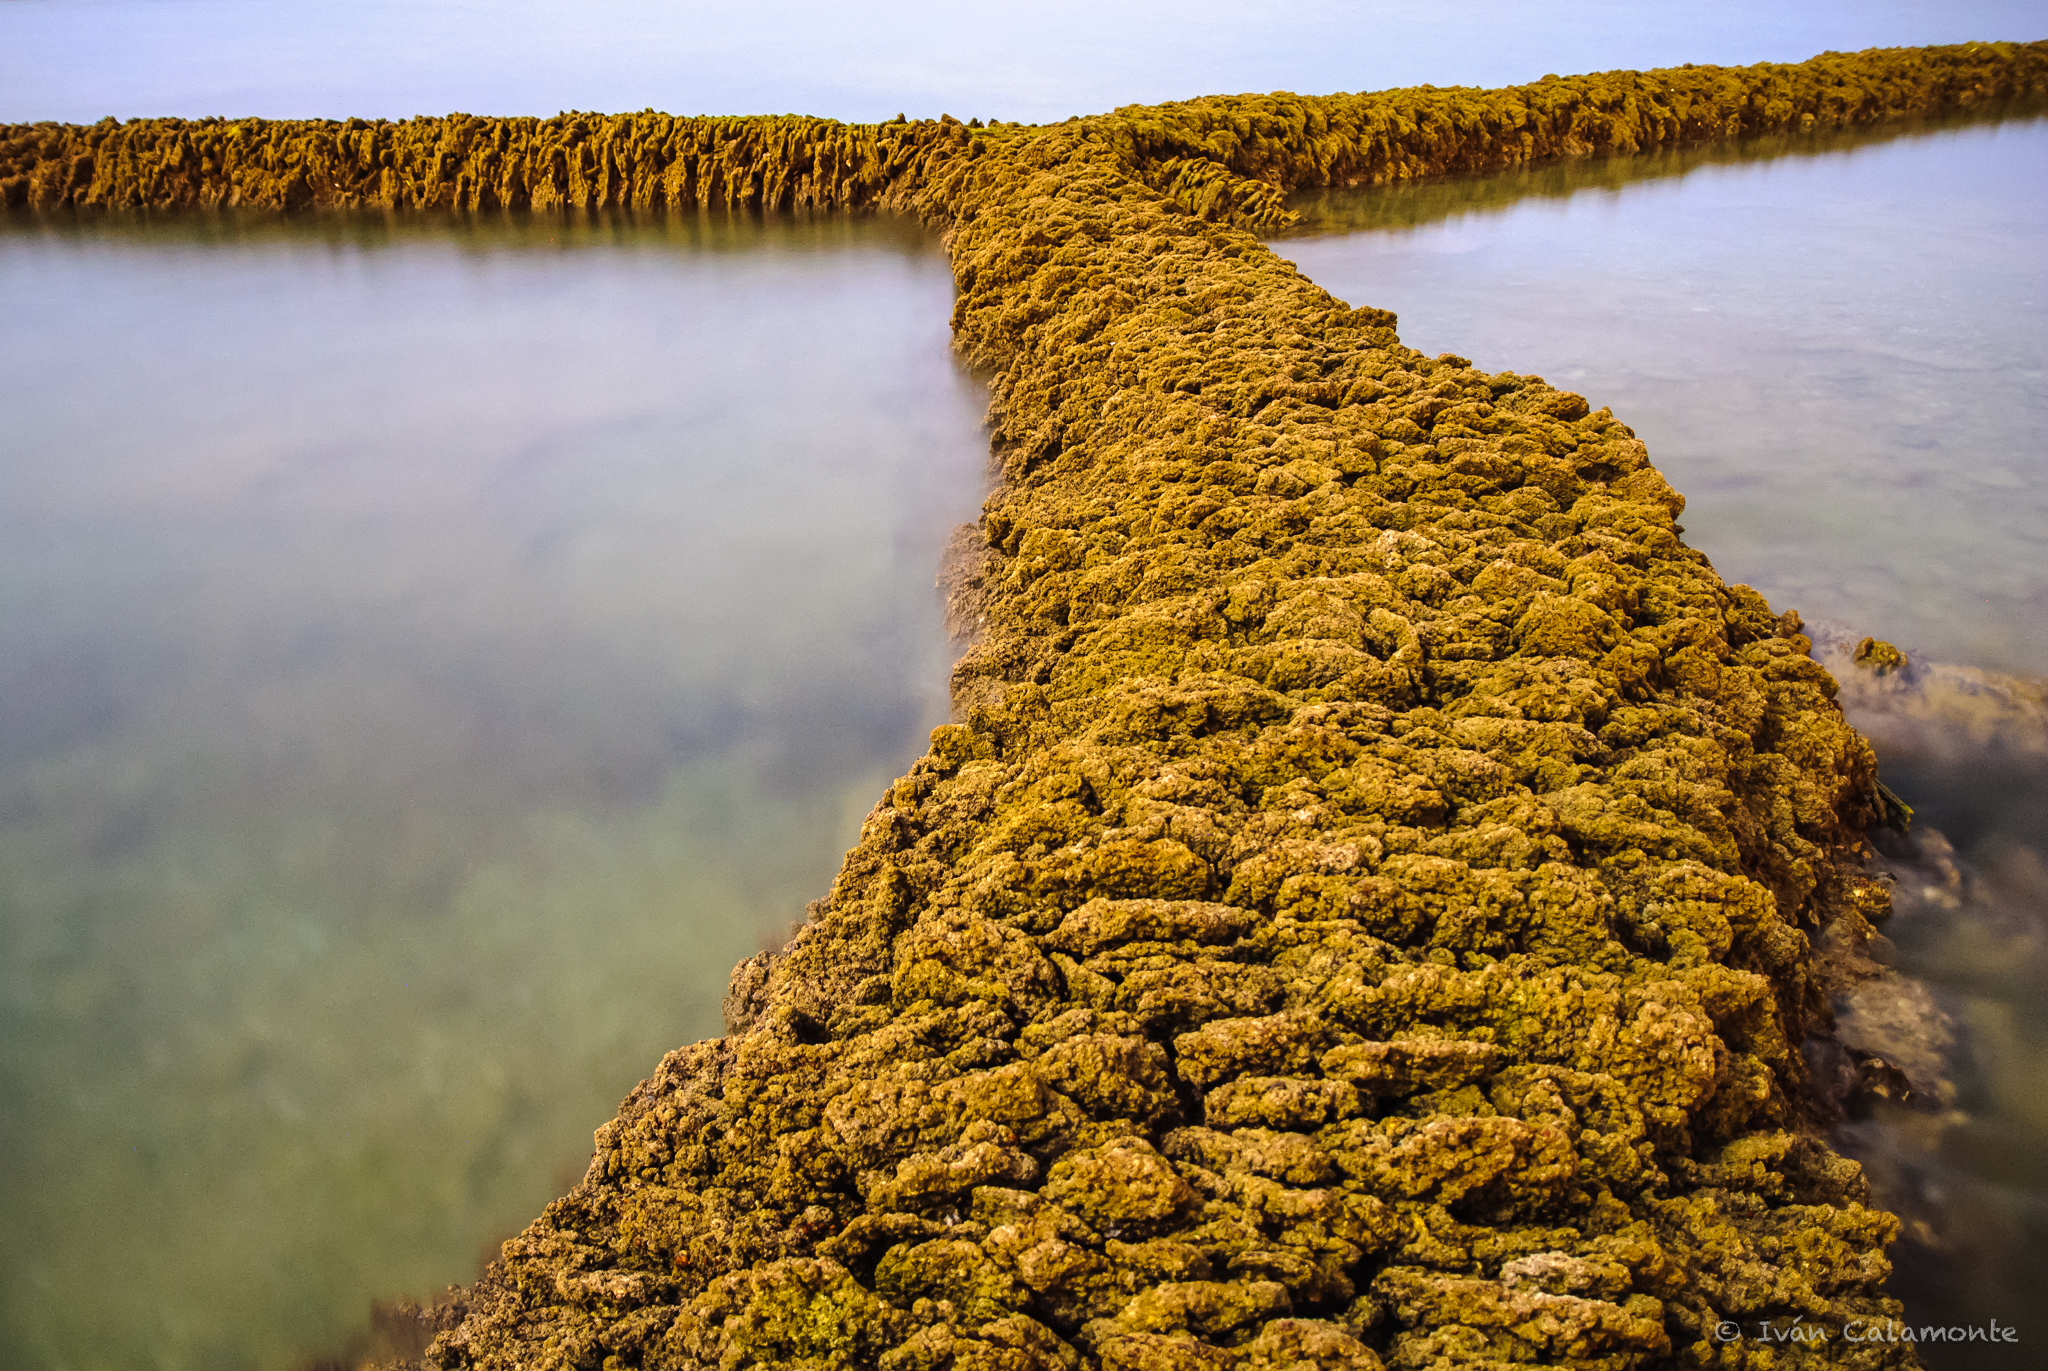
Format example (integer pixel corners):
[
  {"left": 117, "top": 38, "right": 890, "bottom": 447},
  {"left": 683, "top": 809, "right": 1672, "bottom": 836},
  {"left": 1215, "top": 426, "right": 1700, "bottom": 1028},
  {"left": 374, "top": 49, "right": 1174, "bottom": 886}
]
[{"left": 5, "top": 42, "right": 2042, "bottom": 226}]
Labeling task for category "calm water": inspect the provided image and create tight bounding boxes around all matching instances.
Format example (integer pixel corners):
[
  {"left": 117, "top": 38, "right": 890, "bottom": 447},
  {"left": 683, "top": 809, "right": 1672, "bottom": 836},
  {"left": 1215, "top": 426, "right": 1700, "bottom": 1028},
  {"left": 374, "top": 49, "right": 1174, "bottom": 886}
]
[
  {"left": 0, "top": 211, "right": 988, "bottom": 1369},
  {"left": 1278, "top": 113, "right": 2048, "bottom": 1367}
]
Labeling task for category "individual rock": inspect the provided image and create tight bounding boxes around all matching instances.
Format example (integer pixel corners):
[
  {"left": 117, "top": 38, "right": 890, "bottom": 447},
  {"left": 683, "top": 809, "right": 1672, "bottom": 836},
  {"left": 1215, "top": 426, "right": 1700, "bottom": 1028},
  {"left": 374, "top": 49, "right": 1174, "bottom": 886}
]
[{"left": 1853, "top": 636, "right": 1909, "bottom": 674}]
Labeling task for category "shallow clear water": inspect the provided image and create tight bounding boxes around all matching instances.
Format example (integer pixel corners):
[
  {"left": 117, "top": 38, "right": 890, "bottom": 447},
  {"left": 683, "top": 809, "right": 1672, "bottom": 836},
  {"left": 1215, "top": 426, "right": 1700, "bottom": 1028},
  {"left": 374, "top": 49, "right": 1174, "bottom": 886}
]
[
  {"left": 0, "top": 211, "right": 988, "bottom": 1369},
  {"left": 1276, "top": 113, "right": 2048, "bottom": 1367}
]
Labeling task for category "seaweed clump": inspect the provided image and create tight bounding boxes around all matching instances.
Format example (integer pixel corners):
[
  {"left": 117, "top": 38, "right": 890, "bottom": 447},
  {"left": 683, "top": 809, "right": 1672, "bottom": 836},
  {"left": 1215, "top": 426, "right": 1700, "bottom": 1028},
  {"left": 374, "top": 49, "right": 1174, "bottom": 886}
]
[{"left": 15, "top": 41, "right": 2046, "bottom": 1371}]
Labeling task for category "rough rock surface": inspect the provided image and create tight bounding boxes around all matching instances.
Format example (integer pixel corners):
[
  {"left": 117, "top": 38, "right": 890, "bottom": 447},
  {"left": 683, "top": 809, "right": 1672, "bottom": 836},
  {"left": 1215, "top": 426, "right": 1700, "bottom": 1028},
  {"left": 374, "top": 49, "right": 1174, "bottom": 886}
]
[{"left": 20, "top": 42, "right": 2047, "bottom": 1371}]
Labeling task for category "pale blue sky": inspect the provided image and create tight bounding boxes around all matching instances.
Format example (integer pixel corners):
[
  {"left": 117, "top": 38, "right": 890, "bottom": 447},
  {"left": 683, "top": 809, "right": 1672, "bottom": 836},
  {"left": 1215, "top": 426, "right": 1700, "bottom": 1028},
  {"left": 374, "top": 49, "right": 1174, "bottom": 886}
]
[{"left": 3, "top": 0, "right": 2044, "bottom": 124}]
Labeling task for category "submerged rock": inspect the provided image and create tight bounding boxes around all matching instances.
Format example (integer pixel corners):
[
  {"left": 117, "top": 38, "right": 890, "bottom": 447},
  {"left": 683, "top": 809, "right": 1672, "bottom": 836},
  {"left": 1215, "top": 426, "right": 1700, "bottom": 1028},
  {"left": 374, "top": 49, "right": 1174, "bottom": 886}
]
[
  {"left": 1812, "top": 622, "right": 2048, "bottom": 762},
  {"left": 27, "top": 41, "right": 2047, "bottom": 1371},
  {"left": 1851, "top": 640, "right": 1908, "bottom": 675}
]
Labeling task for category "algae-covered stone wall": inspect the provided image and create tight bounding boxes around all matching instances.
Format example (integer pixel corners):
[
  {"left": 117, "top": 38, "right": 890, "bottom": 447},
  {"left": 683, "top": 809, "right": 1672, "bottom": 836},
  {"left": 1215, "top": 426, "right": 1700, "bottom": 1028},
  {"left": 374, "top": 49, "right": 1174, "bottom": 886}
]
[
  {"left": 16, "top": 40, "right": 2046, "bottom": 1371},
  {"left": 1104, "top": 40, "right": 2048, "bottom": 229},
  {"left": 0, "top": 111, "right": 957, "bottom": 215},
  {"left": 4, "top": 42, "right": 2043, "bottom": 226}
]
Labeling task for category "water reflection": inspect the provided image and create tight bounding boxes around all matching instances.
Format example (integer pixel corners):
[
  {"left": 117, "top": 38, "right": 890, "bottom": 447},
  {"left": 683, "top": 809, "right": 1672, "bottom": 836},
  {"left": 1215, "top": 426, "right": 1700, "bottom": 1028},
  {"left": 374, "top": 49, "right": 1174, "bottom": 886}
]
[
  {"left": 1282, "top": 97, "right": 2046, "bottom": 236},
  {"left": 0, "top": 209, "right": 989, "bottom": 1369}
]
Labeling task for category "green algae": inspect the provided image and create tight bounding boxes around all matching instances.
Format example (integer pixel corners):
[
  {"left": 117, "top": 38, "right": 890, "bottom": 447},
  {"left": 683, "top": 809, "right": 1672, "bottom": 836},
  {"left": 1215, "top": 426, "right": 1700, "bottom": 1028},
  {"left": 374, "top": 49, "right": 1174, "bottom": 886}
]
[{"left": 16, "top": 40, "right": 2048, "bottom": 1371}]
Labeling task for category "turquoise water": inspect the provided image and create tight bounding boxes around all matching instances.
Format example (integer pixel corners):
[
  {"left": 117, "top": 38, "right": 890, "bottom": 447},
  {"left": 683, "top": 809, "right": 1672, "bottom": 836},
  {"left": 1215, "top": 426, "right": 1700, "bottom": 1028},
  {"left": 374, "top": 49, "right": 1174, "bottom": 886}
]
[
  {"left": 0, "top": 212, "right": 988, "bottom": 1369},
  {"left": 1276, "top": 112, "right": 2048, "bottom": 1368}
]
